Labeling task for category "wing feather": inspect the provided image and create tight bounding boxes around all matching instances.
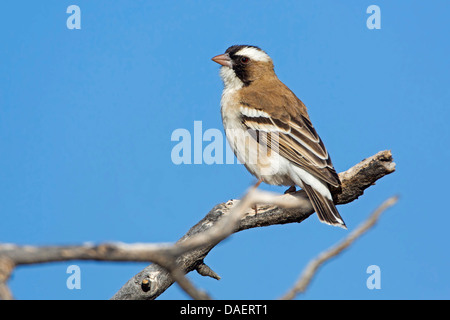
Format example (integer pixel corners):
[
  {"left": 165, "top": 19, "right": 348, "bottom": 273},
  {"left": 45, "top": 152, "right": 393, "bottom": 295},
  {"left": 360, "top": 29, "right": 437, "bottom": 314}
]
[{"left": 238, "top": 86, "right": 340, "bottom": 189}]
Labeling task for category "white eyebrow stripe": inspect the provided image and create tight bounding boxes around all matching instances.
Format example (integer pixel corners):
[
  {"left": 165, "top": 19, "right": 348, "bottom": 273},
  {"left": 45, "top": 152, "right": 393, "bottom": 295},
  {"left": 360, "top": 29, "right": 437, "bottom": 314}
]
[{"left": 235, "top": 47, "right": 271, "bottom": 62}]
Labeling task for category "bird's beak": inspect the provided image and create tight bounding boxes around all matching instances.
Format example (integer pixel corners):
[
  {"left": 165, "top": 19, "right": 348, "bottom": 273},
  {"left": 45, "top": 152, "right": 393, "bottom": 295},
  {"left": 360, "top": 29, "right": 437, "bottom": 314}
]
[{"left": 211, "top": 53, "right": 232, "bottom": 68}]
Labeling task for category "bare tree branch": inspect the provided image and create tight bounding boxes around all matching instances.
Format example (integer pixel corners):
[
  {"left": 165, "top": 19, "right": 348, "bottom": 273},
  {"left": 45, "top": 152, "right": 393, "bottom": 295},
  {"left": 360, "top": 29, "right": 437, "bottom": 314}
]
[
  {"left": 111, "top": 150, "right": 396, "bottom": 300},
  {"left": 0, "top": 241, "right": 210, "bottom": 300},
  {"left": 279, "top": 195, "right": 399, "bottom": 300},
  {"left": 0, "top": 257, "right": 14, "bottom": 300},
  {"left": 0, "top": 150, "right": 395, "bottom": 300},
  {"left": 0, "top": 242, "right": 170, "bottom": 265},
  {"left": 0, "top": 187, "right": 305, "bottom": 300},
  {"left": 165, "top": 185, "right": 308, "bottom": 299}
]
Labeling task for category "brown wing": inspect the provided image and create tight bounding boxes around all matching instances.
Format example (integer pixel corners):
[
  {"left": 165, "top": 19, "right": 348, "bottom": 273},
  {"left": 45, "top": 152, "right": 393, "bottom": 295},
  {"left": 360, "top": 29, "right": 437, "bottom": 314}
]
[{"left": 238, "top": 81, "right": 341, "bottom": 189}]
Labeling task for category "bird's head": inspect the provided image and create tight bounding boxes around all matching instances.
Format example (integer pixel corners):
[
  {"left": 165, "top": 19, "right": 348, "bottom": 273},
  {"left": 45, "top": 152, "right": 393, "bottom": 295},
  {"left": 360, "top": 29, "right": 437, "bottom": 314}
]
[{"left": 212, "top": 45, "right": 274, "bottom": 88}]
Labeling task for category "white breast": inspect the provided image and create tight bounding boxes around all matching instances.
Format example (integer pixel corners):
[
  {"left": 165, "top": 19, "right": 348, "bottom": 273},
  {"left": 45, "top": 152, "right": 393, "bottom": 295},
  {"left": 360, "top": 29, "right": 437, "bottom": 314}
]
[
  {"left": 218, "top": 67, "right": 333, "bottom": 199},
  {"left": 220, "top": 81, "right": 292, "bottom": 185}
]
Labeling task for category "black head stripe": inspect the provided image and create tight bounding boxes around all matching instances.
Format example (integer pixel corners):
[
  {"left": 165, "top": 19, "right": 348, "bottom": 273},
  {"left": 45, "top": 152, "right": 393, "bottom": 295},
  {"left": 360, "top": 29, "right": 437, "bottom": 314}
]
[
  {"left": 233, "top": 62, "right": 251, "bottom": 86},
  {"left": 224, "top": 45, "right": 262, "bottom": 86},
  {"left": 225, "top": 45, "right": 262, "bottom": 56}
]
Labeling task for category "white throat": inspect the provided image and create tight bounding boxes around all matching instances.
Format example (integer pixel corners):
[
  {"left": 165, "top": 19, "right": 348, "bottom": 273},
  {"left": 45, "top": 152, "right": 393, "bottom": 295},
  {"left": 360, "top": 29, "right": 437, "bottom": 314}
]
[{"left": 219, "top": 66, "right": 244, "bottom": 91}]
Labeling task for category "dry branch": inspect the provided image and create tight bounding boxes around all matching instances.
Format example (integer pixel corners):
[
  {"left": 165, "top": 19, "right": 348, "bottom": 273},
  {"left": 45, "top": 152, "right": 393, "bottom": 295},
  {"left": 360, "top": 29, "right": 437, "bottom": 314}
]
[
  {"left": 279, "top": 195, "right": 399, "bottom": 300},
  {"left": 0, "top": 150, "right": 395, "bottom": 300},
  {"left": 111, "top": 150, "right": 396, "bottom": 300}
]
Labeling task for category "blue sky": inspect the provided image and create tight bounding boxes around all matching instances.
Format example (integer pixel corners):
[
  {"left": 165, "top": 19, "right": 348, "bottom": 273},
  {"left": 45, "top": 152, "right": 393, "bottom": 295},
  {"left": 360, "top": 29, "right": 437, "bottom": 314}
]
[{"left": 1, "top": 1, "right": 449, "bottom": 299}]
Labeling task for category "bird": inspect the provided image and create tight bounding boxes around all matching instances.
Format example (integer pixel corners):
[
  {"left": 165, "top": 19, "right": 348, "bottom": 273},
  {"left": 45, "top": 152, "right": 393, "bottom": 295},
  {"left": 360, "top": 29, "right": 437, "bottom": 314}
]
[{"left": 211, "top": 45, "right": 346, "bottom": 229}]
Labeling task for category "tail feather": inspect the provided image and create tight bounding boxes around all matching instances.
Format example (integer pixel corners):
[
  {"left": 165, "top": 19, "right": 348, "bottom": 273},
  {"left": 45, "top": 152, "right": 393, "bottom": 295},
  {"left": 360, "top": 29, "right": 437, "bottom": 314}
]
[{"left": 302, "top": 183, "right": 347, "bottom": 229}]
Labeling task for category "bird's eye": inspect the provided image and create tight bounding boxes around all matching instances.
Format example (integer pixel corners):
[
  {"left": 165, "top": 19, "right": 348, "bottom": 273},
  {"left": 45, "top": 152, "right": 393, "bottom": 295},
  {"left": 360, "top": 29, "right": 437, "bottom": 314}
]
[{"left": 240, "top": 57, "right": 250, "bottom": 64}]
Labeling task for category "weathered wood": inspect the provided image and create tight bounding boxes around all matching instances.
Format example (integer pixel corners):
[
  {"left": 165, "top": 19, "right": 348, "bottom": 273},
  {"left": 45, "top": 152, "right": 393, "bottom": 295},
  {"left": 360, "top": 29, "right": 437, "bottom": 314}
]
[{"left": 111, "top": 150, "right": 396, "bottom": 300}]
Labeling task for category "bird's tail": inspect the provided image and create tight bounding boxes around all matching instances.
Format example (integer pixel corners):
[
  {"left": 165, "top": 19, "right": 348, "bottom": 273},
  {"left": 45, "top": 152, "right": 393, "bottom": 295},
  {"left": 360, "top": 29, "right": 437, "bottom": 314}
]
[{"left": 302, "top": 183, "right": 346, "bottom": 229}]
